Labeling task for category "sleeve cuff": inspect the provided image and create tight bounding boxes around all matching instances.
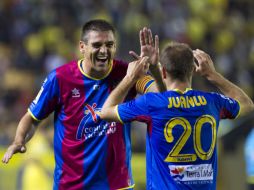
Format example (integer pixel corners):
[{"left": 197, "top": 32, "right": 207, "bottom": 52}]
[
  {"left": 27, "top": 108, "right": 41, "bottom": 122},
  {"left": 116, "top": 105, "right": 124, "bottom": 124},
  {"left": 234, "top": 100, "right": 241, "bottom": 119}
]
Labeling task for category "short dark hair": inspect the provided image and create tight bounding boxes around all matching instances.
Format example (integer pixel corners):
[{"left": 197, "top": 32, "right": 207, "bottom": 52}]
[
  {"left": 81, "top": 19, "right": 115, "bottom": 43},
  {"left": 160, "top": 42, "right": 194, "bottom": 82}
]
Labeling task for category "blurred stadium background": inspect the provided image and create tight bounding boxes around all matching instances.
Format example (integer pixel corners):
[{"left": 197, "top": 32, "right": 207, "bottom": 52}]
[{"left": 0, "top": 0, "right": 253, "bottom": 189}]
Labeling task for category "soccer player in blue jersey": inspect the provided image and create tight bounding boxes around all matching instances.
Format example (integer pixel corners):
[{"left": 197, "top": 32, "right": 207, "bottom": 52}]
[
  {"left": 100, "top": 42, "right": 254, "bottom": 190},
  {"left": 2, "top": 20, "right": 163, "bottom": 190}
]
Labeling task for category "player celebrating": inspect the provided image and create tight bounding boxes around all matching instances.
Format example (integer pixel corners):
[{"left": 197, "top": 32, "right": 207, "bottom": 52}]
[
  {"left": 99, "top": 42, "right": 254, "bottom": 190},
  {"left": 2, "top": 20, "right": 162, "bottom": 190}
]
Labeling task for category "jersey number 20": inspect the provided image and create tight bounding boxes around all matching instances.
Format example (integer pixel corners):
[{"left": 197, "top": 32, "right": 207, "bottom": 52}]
[{"left": 164, "top": 115, "right": 216, "bottom": 162}]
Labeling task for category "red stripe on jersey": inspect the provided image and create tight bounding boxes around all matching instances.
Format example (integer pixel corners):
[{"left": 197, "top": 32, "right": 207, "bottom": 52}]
[{"left": 56, "top": 61, "right": 86, "bottom": 190}]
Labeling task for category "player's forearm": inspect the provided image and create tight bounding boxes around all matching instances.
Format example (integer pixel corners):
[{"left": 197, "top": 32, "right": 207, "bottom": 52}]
[
  {"left": 208, "top": 72, "right": 254, "bottom": 115},
  {"left": 149, "top": 64, "right": 166, "bottom": 92},
  {"left": 13, "top": 112, "right": 37, "bottom": 145},
  {"left": 100, "top": 76, "right": 136, "bottom": 122},
  {"left": 103, "top": 76, "right": 135, "bottom": 109},
  {"left": 101, "top": 57, "right": 149, "bottom": 120}
]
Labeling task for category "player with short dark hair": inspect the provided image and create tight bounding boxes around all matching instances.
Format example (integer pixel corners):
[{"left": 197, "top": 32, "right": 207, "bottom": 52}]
[
  {"left": 99, "top": 42, "right": 254, "bottom": 190},
  {"left": 2, "top": 19, "right": 163, "bottom": 190},
  {"left": 81, "top": 19, "right": 116, "bottom": 43}
]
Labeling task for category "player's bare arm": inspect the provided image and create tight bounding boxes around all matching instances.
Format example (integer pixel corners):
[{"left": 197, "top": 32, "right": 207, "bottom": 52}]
[
  {"left": 193, "top": 49, "right": 254, "bottom": 116},
  {"left": 100, "top": 56, "right": 149, "bottom": 121},
  {"left": 129, "top": 27, "right": 166, "bottom": 92},
  {"left": 2, "top": 112, "right": 38, "bottom": 164}
]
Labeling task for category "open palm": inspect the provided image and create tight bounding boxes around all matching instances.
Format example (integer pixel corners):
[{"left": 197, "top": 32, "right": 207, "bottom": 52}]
[
  {"left": 140, "top": 27, "right": 159, "bottom": 66},
  {"left": 129, "top": 27, "right": 159, "bottom": 67}
]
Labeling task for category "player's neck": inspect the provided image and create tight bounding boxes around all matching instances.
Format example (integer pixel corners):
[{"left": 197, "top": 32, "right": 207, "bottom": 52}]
[
  {"left": 165, "top": 79, "right": 191, "bottom": 92},
  {"left": 81, "top": 60, "right": 110, "bottom": 79}
]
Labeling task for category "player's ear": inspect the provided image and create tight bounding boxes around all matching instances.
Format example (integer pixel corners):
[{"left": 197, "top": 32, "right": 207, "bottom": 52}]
[{"left": 79, "top": 41, "right": 86, "bottom": 54}]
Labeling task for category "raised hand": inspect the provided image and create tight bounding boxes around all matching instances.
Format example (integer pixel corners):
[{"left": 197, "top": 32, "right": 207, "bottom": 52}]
[
  {"left": 129, "top": 27, "right": 159, "bottom": 67},
  {"left": 2, "top": 143, "right": 26, "bottom": 164},
  {"left": 129, "top": 27, "right": 165, "bottom": 92},
  {"left": 193, "top": 49, "right": 216, "bottom": 79}
]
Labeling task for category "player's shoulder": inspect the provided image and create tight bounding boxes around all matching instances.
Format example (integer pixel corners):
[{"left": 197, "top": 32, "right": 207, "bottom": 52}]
[
  {"left": 185, "top": 89, "right": 216, "bottom": 98},
  {"left": 142, "top": 91, "right": 167, "bottom": 102},
  {"left": 186, "top": 90, "right": 236, "bottom": 105},
  {"left": 55, "top": 60, "right": 78, "bottom": 72},
  {"left": 108, "top": 59, "right": 128, "bottom": 79},
  {"left": 112, "top": 59, "right": 128, "bottom": 69},
  {"left": 54, "top": 60, "right": 80, "bottom": 78},
  {"left": 197, "top": 90, "right": 226, "bottom": 100}
]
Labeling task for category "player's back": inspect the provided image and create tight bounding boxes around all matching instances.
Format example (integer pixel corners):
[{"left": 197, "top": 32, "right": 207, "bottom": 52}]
[{"left": 144, "top": 89, "right": 240, "bottom": 190}]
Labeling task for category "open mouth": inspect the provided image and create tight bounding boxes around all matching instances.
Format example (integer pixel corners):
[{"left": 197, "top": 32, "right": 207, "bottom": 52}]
[{"left": 96, "top": 56, "right": 109, "bottom": 65}]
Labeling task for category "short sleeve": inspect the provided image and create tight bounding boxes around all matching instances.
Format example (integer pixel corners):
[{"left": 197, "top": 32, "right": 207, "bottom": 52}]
[
  {"left": 28, "top": 70, "right": 60, "bottom": 121},
  {"left": 212, "top": 92, "right": 240, "bottom": 119},
  {"left": 117, "top": 94, "right": 151, "bottom": 123}
]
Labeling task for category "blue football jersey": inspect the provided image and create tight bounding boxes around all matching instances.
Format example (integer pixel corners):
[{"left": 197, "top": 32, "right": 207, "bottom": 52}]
[{"left": 117, "top": 88, "right": 240, "bottom": 190}]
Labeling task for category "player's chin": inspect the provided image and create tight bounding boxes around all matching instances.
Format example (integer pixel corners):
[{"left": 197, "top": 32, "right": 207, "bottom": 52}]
[{"left": 96, "top": 61, "right": 111, "bottom": 69}]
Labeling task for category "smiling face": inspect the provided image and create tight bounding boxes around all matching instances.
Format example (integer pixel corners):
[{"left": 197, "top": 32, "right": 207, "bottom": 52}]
[{"left": 79, "top": 30, "right": 116, "bottom": 77}]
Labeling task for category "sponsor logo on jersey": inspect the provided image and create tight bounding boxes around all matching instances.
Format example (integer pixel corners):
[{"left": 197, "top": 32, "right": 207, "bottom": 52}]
[
  {"left": 169, "top": 164, "right": 213, "bottom": 184},
  {"left": 76, "top": 103, "right": 117, "bottom": 140},
  {"left": 170, "top": 167, "right": 185, "bottom": 180}
]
